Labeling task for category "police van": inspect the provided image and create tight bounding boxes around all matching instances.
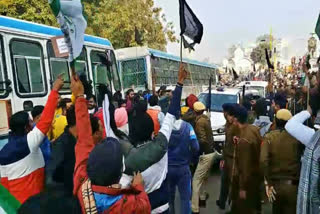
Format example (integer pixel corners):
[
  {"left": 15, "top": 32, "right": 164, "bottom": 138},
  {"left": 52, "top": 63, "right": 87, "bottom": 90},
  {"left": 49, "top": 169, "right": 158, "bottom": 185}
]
[{"left": 0, "top": 16, "right": 121, "bottom": 144}]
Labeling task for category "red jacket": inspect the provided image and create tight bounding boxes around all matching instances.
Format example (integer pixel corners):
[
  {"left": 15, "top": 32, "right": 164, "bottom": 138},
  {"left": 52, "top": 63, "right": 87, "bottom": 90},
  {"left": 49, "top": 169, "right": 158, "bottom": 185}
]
[{"left": 73, "top": 98, "right": 151, "bottom": 214}]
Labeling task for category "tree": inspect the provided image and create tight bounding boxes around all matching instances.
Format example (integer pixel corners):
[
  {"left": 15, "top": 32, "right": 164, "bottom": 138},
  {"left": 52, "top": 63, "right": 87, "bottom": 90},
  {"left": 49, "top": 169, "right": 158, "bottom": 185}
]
[
  {"left": 251, "top": 34, "right": 276, "bottom": 66},
  {"left": 0, "top": 0, "right": 177, "bottom": 50}
]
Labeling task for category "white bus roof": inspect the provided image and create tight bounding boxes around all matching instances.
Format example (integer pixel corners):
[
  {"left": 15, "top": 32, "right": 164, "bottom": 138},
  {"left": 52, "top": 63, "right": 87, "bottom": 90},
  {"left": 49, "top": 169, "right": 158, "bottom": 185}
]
[
  {"left": 237, "top": 81, "right": 268, "bottom": 87},
  {"left": 0, "top": 15, "right": 112, "bottom": 48},
  {"left": 115, "top": 46, "right": 218, "bottom": 69}
]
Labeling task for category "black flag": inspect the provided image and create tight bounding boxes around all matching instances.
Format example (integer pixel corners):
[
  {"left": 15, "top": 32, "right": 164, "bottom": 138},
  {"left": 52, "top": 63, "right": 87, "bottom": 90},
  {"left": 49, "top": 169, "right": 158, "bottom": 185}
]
[
  {"left": 265, "top": 48, "right": 274, "bottom": 70},
  {"left": 179, "top": 0, "right": 203, "bottom": 49},
  {"left": 232, "top": 68, "right": 239, "bottom": 80}
]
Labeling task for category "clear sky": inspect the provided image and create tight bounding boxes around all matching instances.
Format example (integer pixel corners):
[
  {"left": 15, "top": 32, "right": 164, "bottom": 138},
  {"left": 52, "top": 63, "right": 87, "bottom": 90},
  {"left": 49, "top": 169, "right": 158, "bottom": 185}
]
[{"left": 154, "top": 0, "right": 319, "bottom": 64}]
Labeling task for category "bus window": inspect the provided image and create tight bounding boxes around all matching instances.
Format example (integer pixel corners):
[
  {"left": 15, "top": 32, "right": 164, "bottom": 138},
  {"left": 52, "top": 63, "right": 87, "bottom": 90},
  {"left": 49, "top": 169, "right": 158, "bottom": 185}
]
[
  {"left": 121, "top": 58, "right": 145, "bottom": 89},
  {"left": 109, "top": 50, "right": 121, "bottom": 91},
  {"left": 75, "top": 48, "right": 89, "bottom": 79},
  {"left": 11, "top": 40, "right": 46, "bottom": 96},
  {"left": 47, "top": 42, "right": 70, "bottom": 91},
  {"left": 90, "top": 50, "right": 111, "bottom": 87},
  {"left": 0, "top": 36, "right": 7, "bottom": 96}
]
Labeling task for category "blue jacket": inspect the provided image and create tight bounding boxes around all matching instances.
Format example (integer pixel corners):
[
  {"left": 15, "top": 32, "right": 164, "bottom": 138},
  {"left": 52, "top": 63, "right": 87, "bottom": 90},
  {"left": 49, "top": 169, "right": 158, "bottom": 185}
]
[{"left": 168, "top": 120, "right": 199, "bottom": 166}]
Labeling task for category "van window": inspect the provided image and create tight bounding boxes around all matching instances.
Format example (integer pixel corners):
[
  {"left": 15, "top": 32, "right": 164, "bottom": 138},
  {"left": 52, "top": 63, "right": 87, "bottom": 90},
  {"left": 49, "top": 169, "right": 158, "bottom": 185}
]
[
  {"left": 11, "top": 40, "right": 46, "bottom": 96},
  {"left": 109, "top": 50, "right": 121, "bottom": 91}
]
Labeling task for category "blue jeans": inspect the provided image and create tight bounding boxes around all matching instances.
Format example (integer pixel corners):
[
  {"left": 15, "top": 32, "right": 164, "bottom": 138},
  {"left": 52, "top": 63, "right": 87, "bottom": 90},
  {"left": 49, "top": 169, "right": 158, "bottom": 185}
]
[{"left": 168, "top": 165, "right": 192, "bottom": 214}]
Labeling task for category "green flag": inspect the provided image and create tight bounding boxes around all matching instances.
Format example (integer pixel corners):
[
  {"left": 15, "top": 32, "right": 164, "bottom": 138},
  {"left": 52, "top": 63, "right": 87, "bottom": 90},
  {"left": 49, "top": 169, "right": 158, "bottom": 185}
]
[
  {"left": 48, "top": 0, "right": 87, "bottom": 62},
  {"left": 0, "top": 184, "right": 21, "bottom": 214},
  {"left": 316, "top": 13, "right": 320, "bottom": 40}
]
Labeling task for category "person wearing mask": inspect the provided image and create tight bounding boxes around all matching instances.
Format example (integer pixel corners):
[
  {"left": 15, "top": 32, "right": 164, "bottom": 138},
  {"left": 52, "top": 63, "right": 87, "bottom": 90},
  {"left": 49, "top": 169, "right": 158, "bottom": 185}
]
[
  {"left": 71, "top": 75, "right": 151, "bottom": 214},
  {"left": 0, "top": 76, "right": 64, "bottom": 204},
  {"left": 31, "top": 106, "right": 52, "bottom": 167},
  {"left": 231, "top": 106, "right": 262, "bottom": 214},
  {"left": 182, "top": 94, "right": 198, "bottom": 128},
  {"left": 285, "top": 106, "right": 320, "bottom": 214},
  {"left": 168, "top": 118, "right": 199, "bottom": 214},
  {"left": 147, "top": 95, "right": 165, "bottom": 135},
  {"left": 261, "top": 109, "right": 303, "bottom": 214},
  {"left": 87, "top": 95, "right": 99, "bottom": 115},
  {"left": 191, "top": 101, "right": 221, "bottom": 214},
  {"left": 216, "top": 103, "right": 239, "bottom": 210},
  {"left": 253, "top": 98, "right": 272, "bottom": 137}
]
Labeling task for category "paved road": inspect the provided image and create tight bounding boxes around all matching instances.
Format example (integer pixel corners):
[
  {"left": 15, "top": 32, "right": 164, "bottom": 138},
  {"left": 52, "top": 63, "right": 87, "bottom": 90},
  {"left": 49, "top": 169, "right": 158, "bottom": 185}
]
[{"left": 174, "top": 169, "right": 273, "bottom": 214}]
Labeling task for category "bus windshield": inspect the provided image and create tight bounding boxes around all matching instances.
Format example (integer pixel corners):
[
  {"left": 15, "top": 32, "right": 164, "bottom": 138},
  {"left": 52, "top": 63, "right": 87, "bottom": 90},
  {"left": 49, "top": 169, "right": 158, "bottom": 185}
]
[{"left": 199, "top": 93, "right": 238, "bottom": 112}]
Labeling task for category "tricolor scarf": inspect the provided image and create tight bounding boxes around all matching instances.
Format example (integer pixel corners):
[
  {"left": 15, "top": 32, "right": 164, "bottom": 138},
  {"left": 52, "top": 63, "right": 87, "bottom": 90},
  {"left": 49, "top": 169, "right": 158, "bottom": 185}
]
[{"left": 48, "top": 0, "right": 87, "bottom": 62}]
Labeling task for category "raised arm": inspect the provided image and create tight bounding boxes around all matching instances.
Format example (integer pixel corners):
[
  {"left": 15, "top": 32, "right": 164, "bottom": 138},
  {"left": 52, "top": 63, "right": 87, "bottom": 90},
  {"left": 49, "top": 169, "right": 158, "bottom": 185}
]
[
  {"left": 285, "top": 110, "right": 315, "bottom": 146},
  {"left": 71, "top": 76, "right": 95, "bottom": 195},
  {"left": 27, "top": 76, "right": 64, "bottom": 151}
]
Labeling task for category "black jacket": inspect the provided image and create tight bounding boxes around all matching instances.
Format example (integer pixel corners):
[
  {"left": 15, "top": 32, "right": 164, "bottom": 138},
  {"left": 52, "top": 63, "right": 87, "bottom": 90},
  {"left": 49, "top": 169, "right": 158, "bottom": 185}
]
[{"left": 45, "top": 127, "right": 77, "bottom": 195}]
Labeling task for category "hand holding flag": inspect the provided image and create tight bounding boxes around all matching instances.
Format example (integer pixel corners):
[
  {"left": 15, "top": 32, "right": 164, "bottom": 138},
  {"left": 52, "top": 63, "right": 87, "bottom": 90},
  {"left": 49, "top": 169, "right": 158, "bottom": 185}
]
[{"left": 48, "top": 0, "right": 87, "bottom": 62}]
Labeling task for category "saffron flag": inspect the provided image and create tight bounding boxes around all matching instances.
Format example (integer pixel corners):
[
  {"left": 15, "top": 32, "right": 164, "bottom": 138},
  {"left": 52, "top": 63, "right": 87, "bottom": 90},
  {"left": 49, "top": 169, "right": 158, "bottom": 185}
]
[
  {"left": 48, "top": 0, "right": 87, "bottom": 62},
  {"left": 179, "top": 0, "right": 203, "bottom": 50}
]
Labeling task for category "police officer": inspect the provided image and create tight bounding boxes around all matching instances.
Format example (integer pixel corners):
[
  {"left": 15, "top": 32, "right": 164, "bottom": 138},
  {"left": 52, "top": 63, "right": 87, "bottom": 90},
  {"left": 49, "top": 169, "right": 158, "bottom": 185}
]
[
  {"left": 260, "top": 109, "right": 303, "bottom": 214},
  {"left": 217, "top": 103, "right": 239, "bottom": 210},
  {"left": 231, "top": 105, "right": 262, "bottom": 214}
]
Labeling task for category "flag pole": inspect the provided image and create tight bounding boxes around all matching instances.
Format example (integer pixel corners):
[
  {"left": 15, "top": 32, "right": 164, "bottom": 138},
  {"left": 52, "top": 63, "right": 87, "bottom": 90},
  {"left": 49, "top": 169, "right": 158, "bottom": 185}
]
[{"left": 180, "top": 36, "right": 183, "bottom": 62}]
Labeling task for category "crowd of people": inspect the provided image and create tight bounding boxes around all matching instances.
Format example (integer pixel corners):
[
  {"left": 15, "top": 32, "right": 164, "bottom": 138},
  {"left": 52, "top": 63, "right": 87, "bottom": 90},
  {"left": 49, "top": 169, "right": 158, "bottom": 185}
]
[{"left": 0, "top": 61, "right": 320, "bottom": 214}]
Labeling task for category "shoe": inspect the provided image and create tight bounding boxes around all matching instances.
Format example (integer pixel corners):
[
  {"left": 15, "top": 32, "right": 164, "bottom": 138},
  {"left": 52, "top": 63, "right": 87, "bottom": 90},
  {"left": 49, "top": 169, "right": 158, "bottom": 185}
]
[{"left": 216, "top": 200, "right": 226, "bottom": 210}]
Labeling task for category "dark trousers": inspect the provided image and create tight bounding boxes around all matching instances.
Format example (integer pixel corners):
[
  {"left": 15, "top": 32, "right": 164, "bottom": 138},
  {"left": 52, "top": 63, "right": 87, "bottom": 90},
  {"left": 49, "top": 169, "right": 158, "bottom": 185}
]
[
  {"left": 168, "top": 165, "right": 192, "bottom": 214},
  {"left": 272, "top": 183, "right": 298, "bottom": 214},
  {"left": 218, "top": 167, "right": 230, "bottom": 206}
]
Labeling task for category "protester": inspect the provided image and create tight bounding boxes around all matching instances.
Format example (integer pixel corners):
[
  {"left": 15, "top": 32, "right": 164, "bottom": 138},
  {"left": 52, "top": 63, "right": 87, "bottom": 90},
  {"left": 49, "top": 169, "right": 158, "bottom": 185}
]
[
  {"left": 71, "top": 76, "right": 151, "bottom": 214},
  {"left": 48, "top": 98, "right": 70, "bottom": 141},
  {"left": 261, "top": 109, "right": 302, "bottom": 214},
  {"left": 252, "top": 98, "right": 272, "bottom": 136},
  {"left": 0, "top": 76, "right": 64, "bottom": 204},
  {"left": 114, "top": 104, "right": 129, "bottom": 135},
  {"left": 125, "top": 88, "right": 135, "bottom": 114},
  {"left": 191, "top": 101, "right": 221, "bottom": 214},
  {"left": 31, "top": 105, "right": 51, "bottom": 167},
  {"left": 231, "top": 105, "right": 262, "bottom": 214},
  {"left": 147, "top": 95, "right": 165, "bottom": 135},
  {"left": 45, "top": 105, "right": 77, "bottom": 195},
  {"left": 285, "top": 106, "right": 320, "bottom": 214},
  {"left": 182, "top": 94, "right": 198, "bottom": 128},
  {"left": 129, "top": 100, "right": 154, "bottom": 146},
  {"left": 168, "top": 119, "right": 199, "bottom": 214},
  {"left": 158, "top": 86, "right": 171, "bottom": 114},
  {"left": 216, "top": 103, "right": 239, "bottom": 210},
  {"left": 87, "top": 95, "right": 98, "bottom": 115}
]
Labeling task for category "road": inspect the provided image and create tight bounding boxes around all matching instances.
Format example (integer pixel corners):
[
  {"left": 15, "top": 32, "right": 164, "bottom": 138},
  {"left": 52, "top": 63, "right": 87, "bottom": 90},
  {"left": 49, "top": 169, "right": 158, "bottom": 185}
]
[{"left": 174, "top": 169, "right": 273, "bottom": 214}]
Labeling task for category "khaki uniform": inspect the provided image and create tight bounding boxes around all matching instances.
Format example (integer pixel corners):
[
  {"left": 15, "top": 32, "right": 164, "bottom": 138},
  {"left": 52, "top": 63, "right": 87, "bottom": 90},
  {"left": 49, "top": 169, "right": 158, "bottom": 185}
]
[
  {"left": 261, "top": 129, "right": 303, "bottom": 214},
  {"left": 223, "top": 122, "right": 240, "bottom": 182},
  {"left": 231, "top": 125, "right": 262, "bottom": 214}
]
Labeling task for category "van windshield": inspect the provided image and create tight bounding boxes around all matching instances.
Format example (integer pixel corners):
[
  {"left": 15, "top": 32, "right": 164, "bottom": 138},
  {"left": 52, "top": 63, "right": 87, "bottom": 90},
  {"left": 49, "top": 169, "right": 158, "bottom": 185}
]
[
  {"left": 199, "top": 93, "right": 238, "bottom": 112},
  {"left": 247, "top": 86, "right": 265, "bottom": 97}
]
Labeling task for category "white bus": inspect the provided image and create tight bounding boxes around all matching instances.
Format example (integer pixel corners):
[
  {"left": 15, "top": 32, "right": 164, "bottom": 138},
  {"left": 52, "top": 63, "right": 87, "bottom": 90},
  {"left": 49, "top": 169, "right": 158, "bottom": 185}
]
[
  {"left": 0, "top": 16, "right": 121, "bottom": 138},
  {"left": 116, "top": 47, "right": 218, "bottom": 98}
]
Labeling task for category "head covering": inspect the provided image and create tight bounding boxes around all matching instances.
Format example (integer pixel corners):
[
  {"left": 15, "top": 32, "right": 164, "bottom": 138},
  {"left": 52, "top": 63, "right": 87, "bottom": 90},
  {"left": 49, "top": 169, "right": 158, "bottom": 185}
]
[
  {"left": 234, "top": 105, "right": 248, "bottom": 124},
  {"left": 274, "top": 93, "right": 287, "bottom": 109},
  {"left": 187, "top": 94, "right": 198, "bottom": 109},
  {"left": 222, "top": 103, "right": 234, "bottom": 114},
  {"left": 114, "top": 107, "right": 128, "bottom": 128},
  {"left": 276, "top": 109, "right": 292, "bottom": 121},
  {"left": 87, "top": 138, "right": 123, "bottom": 186},
  {"left": 193, "top": 101, "right": 206, "bottom": 112},
  {"left": 254, "top": 98, "right": 267, "bottom": 117}
]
